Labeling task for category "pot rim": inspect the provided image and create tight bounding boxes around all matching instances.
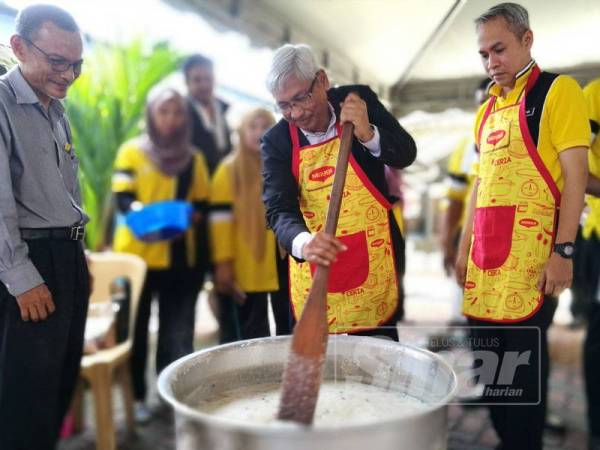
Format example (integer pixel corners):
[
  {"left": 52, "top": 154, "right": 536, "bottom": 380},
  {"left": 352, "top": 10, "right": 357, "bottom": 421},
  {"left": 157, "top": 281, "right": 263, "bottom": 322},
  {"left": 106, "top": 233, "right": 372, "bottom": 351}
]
[{"left": 157, "top": 335, "right": 457, "bottom": 436}]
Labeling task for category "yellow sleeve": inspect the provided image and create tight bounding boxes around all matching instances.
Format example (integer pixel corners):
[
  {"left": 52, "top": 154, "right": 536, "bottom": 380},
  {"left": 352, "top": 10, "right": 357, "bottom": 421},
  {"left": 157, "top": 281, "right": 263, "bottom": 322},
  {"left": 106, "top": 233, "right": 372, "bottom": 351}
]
[
  {"left": 446, "top": 137, "right": 469, "bottom": 202},
  {"left": 112, "top": 143, "right": 138, "bottom": 192},
  {"left": 584, "top": 79, "right": 600, "bottom": 125},
  {"left": 584, "top": 79, "right": 600, "bottom": 178},
  {"left": 473, "top": 100, "right": 489, "bottom": 149},
  {"left": 209, "top": 162, "right": 235, "bottom": 263},
  {"left": 447, "top": 190, "right": 466, "bottom": 203},
  {"left": 471, "top": 103, "right": 488, "bottom": 177},
  {"left": 191, "top": 153, "right": 210, "bottom": 202},
  {"left": 447, "top": 137, "right": 468, "bottom": 177},
  {"left": 546, "top": 76, "right": 591, "bottom": 153}
]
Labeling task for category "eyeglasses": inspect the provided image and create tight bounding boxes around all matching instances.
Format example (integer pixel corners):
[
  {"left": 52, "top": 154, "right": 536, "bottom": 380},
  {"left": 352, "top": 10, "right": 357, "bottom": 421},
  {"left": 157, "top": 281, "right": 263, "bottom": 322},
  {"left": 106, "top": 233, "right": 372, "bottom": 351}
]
[
  {"left": 19, "top": 35, "right": 83, "bottom": 76},
  {"left": 276, "top": 75, "right": 318, "bottom": 115}
]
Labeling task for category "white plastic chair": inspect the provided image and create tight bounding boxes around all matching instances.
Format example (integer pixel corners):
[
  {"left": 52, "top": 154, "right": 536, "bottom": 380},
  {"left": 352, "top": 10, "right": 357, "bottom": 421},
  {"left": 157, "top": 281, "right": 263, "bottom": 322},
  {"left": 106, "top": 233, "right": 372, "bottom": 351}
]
[{"left": 76, "top": 251, "right": 146, "bottom": 450}]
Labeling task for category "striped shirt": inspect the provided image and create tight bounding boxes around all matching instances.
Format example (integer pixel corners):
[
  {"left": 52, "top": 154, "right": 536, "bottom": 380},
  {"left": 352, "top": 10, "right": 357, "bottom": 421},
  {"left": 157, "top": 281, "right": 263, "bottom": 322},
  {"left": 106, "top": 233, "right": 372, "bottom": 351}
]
[{"left": 0, "top": 66, "right": 87, "bottom": 297}]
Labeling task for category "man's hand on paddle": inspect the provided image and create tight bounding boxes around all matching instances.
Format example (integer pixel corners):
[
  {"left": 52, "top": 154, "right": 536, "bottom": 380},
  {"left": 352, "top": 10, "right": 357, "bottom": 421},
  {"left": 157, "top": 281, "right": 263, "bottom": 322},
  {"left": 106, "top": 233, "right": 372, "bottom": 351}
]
[
  {"left": 340, "top": 92, "right": 374, "bottom": 143},
  {"left": 301, "top": 232, "right": 347, "bottom": 267}
]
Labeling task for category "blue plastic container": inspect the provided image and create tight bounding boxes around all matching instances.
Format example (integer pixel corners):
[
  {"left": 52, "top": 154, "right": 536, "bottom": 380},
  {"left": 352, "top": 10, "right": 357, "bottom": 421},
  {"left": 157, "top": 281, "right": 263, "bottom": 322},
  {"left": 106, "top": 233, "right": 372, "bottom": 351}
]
[{"left": 126, "top": 200, "right": 192, "bottom": 240}]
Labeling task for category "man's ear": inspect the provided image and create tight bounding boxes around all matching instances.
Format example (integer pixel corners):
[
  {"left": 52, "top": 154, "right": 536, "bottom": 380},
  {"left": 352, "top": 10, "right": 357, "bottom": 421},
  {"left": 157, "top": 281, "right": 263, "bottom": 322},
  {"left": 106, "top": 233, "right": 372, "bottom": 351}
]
[
  {"left": 9, "top": 35, "right": 26, "bottom": 63},
  {"left": 522, "top": 29, "right": 534, "bottom": 51},
  {"left": 318, "top": 69, "right": 330, "bottom": 91}
]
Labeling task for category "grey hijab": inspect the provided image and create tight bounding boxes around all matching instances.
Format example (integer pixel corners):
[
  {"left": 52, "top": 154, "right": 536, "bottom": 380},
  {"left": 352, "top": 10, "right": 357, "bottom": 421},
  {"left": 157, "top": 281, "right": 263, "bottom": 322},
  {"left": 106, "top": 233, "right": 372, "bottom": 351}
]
[{"left": 139, "top": 87, "right": 193, "bottom": 177}]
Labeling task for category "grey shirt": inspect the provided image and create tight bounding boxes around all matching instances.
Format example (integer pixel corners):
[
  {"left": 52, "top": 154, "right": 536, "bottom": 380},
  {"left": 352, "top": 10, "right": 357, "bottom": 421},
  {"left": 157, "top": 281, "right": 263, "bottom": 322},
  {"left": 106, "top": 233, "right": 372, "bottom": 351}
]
[{"left": 0, "top": 67, "right": 87, "bottom": 297}]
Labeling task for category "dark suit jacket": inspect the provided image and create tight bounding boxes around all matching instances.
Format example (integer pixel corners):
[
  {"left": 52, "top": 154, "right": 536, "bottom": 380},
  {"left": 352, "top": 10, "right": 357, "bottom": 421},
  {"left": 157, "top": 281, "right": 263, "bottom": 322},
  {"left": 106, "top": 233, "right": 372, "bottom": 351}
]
[
  {"left": 187, "top": 97, "right": 232, "bottom": 175},
  {"left": 261, "top": 84, "right": 417, "bottom": 255}
]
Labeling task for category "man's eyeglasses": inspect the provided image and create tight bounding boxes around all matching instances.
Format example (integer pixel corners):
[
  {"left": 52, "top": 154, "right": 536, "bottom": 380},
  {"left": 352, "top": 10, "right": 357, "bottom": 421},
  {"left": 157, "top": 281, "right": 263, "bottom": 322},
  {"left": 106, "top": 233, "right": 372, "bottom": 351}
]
[
  {"left": 19, "top": 35, "right": 83, "bottom": 76},
  {"left": 276, "top": 75, "right": 318, "bottom": 115}
]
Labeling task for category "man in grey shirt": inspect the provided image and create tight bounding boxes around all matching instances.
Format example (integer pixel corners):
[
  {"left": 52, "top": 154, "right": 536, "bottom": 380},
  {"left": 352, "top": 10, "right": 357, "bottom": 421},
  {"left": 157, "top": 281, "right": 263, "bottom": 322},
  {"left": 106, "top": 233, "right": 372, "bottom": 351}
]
[{"left": 0, "top": 5, "right": 89, "bottom": 449}]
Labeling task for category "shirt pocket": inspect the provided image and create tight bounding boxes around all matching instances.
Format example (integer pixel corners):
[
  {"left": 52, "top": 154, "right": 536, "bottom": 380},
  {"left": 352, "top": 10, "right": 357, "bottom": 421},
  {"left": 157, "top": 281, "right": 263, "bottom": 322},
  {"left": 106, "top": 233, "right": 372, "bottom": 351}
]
[{"left": 471, "top": 205, "right": 515, "bottom": 270}]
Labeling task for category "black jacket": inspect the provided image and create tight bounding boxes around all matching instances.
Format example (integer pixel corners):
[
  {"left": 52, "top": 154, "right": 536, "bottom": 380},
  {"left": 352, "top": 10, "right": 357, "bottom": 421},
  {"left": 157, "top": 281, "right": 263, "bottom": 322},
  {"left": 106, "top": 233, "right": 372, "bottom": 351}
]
[
  {"left": 187, "top": 97, "right": 232, "bottom": 175},
  {"left": 261, "top": 84, "right": 416, "bottom": 254}
]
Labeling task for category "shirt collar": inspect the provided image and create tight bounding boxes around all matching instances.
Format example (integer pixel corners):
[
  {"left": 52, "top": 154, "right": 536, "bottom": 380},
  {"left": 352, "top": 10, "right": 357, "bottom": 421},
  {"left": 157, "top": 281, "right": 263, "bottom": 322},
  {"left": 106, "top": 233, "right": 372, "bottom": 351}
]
[
  {"left": 488, "top": 59, "right": 536, "bottom": 98},
  {"left": 190, "top": 96, "right": 218, "bottom": 111},
  {"left": 299, "top": 102, "right": 337, "bottom": 140},
  {"left": 6, "top": 66, "right": 64, "bottom": 114}
]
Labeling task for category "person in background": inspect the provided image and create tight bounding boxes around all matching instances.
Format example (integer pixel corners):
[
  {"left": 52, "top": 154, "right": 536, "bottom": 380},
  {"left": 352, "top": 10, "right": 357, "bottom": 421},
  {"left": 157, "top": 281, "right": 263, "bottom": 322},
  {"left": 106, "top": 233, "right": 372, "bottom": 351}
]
[
  {"left": 262, "top": 44, "right": 416, "bottom": 340},
  {"left": 582, "top": 77, "right": 600, "bottom": 450},
  {"left": 571, "top": 78, "right": 599, "bottom": 327},
  {"left": 210, "top": 108, "right": 290, "bottom": 341},
  {"left": 455, "top": 4, "right": 589, "bottom": 449},
  {"left": 183, "top": 53, "right": 232, "bottom": 175},
  {"left": 112, "top": 87, "right": 210, "bottom": 423},
  {"left": 571, "top": 226, "right": 592, "bottom": 327},
  {"left": 0, "top": 5, "right": 89, "bottom": 449},
  {"left": 183, "top": 53, "right": 234, "bottom": 340},
  {"left": 440, "top": 78, "right": 488, "bottom": 325}
]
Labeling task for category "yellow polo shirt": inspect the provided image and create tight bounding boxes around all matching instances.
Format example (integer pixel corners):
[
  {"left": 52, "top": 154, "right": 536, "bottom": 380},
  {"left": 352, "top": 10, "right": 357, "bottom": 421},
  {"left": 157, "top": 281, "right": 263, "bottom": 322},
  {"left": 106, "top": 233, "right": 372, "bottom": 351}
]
[
  {"left": 473, "top": 62, "right": 590, "bottom": 192},
  {"left": 445, "top": 136, "right": 478, "bottom": 226},
  {"left": 446, "top": 137, "right": 471, "bottom": 202},
  {"left": 112, "top": 140, "right": 210, "bottom": 269},
  {"left": 582, "top": 78, "right": 600, "bottom": 239},
  {"left": 209, "top": 160, "right": 279, "bottom": 293}
]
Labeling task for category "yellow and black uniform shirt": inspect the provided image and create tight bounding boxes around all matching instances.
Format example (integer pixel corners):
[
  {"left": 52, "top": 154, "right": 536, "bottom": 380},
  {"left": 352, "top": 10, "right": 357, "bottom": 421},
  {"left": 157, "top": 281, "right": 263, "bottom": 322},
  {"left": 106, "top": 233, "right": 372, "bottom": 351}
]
[
  {"left": 112, "top": 141, "right": 210, "bottom": 270},
  {"left": 583, "top": 78, "right": 600, "bottom": 239},
  {"left": 445, "top": 136, "right": 478, "bottom": 226},
  {"left": 209, "top": 160, "right": 279, "bottom": 293}
]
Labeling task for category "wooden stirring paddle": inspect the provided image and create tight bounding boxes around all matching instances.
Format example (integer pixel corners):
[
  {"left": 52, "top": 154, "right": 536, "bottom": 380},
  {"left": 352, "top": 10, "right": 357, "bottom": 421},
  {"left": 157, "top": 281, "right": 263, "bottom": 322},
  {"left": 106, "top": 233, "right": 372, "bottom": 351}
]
[{"left": 278, "top": 122, "right": 355, "bottom": 425}]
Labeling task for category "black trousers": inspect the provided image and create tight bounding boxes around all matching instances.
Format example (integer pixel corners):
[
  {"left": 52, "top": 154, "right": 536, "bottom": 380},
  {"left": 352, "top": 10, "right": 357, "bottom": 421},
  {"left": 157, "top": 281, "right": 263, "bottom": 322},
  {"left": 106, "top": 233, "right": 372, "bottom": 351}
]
[
  {"left": 0, "top": 239, "right": 89, "bottom": 450},
  {"left": 217, "top": 253, "right": 292, "bottom": 343},
  {"left": 585, "top": 301, "right": 600, "bottom": 440},
  {"left": 270, "top": 254, "right": 292, "bottom": 336},
  {"left": 131, "top": 268, "right": 199, "bottom": 401},
  {"left": 572, "top": 228, "right": 600, "bottom": 320},
  {"left": 468, "top": 297, "right": 557, "bottom": 450},
  {"left": 218, "top": 292, "right": 271, "bottom": 344}
]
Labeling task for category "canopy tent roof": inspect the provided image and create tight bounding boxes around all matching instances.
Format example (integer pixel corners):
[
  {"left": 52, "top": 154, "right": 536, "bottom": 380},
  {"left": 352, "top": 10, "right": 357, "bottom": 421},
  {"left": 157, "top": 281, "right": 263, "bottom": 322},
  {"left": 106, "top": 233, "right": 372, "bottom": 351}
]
[
  {"left": 167, "top": 0, "right": 600, "bottom": 89},
  {"left": 409, "top": 0, "right": 600, "bottom": 82}
]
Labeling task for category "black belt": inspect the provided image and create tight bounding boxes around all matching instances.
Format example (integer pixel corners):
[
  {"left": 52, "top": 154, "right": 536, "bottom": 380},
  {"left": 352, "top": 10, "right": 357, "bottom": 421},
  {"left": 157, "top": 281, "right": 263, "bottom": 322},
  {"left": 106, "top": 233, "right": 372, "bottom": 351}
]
[{"left": 21, "top": 225, "right": 85, "bottom": 241}]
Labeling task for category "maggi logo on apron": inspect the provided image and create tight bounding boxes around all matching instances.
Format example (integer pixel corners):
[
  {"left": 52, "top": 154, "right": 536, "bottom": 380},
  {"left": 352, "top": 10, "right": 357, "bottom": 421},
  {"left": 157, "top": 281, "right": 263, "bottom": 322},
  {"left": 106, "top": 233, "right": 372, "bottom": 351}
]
[
  {"left": 464, "top": 66, "right": 561, "bottom": 322},
  {"left": 288, "top": 122, "right": 398, "bottom": 333}
]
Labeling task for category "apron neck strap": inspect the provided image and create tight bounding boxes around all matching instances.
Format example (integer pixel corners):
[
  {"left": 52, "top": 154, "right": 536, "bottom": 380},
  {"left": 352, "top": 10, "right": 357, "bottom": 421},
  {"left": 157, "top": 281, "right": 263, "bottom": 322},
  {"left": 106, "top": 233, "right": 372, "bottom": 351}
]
[{"left": 288, "top": 122, "right": 301, "bottom": 152}]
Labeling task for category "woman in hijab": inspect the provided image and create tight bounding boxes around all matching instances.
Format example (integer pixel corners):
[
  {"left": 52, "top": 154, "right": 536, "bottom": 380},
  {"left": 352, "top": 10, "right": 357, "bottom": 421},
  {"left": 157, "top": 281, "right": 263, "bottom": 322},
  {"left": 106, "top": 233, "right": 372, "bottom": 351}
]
[
  {"left": 210, "top": 108, "right": 291, "bottom": 342},
  {"left": 112, "top": 87, "right": 210, "bottom": 422}
]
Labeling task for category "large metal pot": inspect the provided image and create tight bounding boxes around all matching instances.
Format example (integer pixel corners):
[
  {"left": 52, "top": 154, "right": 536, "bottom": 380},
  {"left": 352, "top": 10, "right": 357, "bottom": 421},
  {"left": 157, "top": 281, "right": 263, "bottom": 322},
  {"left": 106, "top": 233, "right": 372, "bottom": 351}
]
[{"left": 158, "top": 335, "right": 457, "bottom": 450}]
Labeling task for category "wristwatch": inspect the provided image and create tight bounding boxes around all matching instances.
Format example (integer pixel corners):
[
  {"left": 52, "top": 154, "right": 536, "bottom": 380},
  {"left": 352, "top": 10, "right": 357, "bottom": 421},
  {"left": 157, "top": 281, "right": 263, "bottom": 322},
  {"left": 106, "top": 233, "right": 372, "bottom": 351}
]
[{"left": 553, "top": 242, "right": 575, "bottom": 259}]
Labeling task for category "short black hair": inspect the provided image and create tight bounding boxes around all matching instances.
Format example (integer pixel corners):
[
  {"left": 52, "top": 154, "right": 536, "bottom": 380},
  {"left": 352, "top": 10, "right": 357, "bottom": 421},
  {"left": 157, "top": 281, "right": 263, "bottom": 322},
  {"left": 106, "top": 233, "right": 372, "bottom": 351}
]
[
  {"left": 15, "top": 4, "right": 79, "bottom": 41},
  {"left": 182, "top": 54, "right": 213, "bottom": 79}
]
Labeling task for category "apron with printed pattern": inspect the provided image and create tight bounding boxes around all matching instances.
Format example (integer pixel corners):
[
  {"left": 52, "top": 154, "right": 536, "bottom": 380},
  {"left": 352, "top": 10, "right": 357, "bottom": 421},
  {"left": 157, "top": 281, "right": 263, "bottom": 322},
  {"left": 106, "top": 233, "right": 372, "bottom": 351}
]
[
  {"left": 288, "top": 122, "right": 399, "bottom": 333},
  {"left": 463, "top": 66, "right": 560, "bottom": 322}
]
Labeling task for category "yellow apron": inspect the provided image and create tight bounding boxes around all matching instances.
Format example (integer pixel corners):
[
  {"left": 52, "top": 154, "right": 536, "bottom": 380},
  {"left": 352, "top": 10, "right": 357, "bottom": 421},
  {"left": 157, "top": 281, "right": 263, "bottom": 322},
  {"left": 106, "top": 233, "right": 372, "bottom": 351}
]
[
  {"left": 289, "top": 122, "right": 398, "bottom": 334},
  {"left": 463, "top": 66, "right": 561, "bottom": 322}
]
